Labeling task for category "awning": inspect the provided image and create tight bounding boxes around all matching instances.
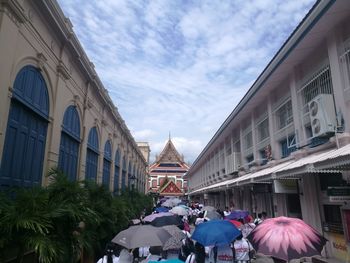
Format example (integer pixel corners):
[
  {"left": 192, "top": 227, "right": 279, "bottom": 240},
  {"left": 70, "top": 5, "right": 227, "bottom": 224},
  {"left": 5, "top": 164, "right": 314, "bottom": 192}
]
[
  {"left": 233, "top": 160, "right": 295, "bottom": 185},
  {"left": 314, "top": 144, "right": 350, "bottom": 170},
  {"left": 189, "top": 144, "right": 350, "bottom": 195}
]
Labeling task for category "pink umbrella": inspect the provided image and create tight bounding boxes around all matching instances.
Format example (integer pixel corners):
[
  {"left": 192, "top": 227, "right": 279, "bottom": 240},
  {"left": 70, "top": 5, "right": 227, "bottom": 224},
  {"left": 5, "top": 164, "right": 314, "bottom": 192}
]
[
  {"left": 143, "top": 212, "right": 174, "bottom": 222},
  {"left": 247, "top": 216, "right": 327, "bottom": 262}
]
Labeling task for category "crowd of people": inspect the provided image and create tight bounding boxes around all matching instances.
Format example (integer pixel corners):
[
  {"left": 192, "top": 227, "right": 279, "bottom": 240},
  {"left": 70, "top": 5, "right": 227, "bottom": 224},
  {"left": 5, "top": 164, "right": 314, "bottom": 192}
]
[{"left": 97, "top": 200, "right": 267, "bottom": 263}]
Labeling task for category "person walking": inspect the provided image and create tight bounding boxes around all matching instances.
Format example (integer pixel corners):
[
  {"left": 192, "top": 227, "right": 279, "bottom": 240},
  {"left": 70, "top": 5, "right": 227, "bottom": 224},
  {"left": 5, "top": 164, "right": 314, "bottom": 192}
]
[
  {"left": 232, "top": 234, "right": 254, "bottom": 263},
  {"left": 97, "top": 243, "right": 119, "bottom": 263},
  {"left": 194, "top": 242, "right": 206, "bottom": 263}
]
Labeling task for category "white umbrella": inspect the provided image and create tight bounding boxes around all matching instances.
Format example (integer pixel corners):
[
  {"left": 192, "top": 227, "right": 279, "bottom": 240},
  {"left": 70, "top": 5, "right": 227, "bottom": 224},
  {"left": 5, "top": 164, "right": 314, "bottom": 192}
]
[
  {"left": 170, "top": 206, "right": 189, "bottom": 216},
  {"left": 161, "top": 198, "right": 182, "bottom": 208}
]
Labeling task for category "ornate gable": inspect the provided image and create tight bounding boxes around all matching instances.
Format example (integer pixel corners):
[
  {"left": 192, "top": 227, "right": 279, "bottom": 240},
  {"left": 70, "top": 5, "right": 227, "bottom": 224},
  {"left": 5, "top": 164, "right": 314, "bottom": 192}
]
[
  {"left": 159, "top": 180, "right": 183, "bottom": 196},
  {"left": 156, "top": 139, "right": 183, "bottom": 164}
]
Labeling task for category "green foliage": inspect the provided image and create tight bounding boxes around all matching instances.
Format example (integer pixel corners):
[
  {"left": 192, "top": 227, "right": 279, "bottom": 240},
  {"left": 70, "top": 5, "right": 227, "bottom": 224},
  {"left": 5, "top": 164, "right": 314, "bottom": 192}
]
[{"left": 0, "top": 168, "right": 153, "bottom": 263}]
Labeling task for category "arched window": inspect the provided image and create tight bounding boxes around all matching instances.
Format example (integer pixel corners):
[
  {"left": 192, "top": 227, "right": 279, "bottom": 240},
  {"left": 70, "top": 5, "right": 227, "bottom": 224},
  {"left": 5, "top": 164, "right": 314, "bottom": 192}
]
[
  {"left": 122, "top": 156, "right": 127, "bottom": 191},
  {"left": 58, "top": 106, "right": 80, "bottom": 181},
  {"left": 114, "top": 149, "right": 120, "bottom": 194},
  {"left": 85, "top": 127, "right": 99, "bottom": 181},
  {"left": 102, "top": 140, "right": 112, "bottom": 188},
  {"left": 1, "top": 65, "right": 49, "bottom": 187},
  {"left": 133, "top": 164, "right": 137, "bottom": 190},
  {"left": 128, "top": 162, "right": 132, "bottom": 188}
]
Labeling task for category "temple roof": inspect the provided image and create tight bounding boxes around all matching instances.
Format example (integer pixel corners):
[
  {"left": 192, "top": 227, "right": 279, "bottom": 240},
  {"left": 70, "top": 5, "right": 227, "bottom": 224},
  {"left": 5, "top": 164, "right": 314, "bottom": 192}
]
[{"left": 155, "top": 139, "right": 185, "bottom": 165}]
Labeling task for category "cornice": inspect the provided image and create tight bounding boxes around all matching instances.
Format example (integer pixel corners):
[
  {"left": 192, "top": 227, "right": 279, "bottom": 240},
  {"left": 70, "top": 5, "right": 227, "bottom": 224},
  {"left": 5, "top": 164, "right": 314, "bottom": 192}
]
[{"left": 0, "top": 0, "right": 27, "bottom": 24}]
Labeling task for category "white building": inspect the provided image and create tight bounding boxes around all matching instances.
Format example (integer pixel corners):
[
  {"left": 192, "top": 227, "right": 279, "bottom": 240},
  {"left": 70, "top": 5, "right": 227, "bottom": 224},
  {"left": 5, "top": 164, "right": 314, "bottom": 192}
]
[{"left": 186, "top": 1, "right": 350, "bottom": 261}]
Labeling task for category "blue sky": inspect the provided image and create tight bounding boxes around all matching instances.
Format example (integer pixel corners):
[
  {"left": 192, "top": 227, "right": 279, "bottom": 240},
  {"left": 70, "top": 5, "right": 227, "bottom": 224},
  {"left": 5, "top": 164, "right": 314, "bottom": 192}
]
[{"left": 57, "top": 0, "right": 316, "bottom": 164}]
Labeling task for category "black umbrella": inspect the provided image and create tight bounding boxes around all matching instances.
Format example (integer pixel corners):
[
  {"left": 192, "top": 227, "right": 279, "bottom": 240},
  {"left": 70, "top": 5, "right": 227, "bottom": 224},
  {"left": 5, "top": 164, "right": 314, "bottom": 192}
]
[{"left": 150, "top": 215, "right": 183, "bottom": 227}]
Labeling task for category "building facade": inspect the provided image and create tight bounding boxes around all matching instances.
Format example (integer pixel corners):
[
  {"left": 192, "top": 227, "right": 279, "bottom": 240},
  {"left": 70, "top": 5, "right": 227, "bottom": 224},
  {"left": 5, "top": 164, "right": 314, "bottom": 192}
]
[
  {"left": 148, "top": 138, "right": 189, "bottom": 197},
  {"left": 186, "top": 1, "right": 350, "bottom": 261},
  {"left": 0, "top": 0, "right": 148, "bottom": 193}
]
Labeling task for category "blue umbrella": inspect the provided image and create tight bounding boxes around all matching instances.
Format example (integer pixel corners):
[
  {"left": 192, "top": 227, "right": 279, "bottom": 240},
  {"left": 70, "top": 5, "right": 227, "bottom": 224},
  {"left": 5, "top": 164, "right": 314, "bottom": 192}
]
[
  {"left": 225, "top": 210, "right": 249, "bottom": 220},
  {"left": 192, "top": 220, "right": 241, "bottom": 246},
  {"left": 155, "top": 206, "right": 169, "bottom": 213}
]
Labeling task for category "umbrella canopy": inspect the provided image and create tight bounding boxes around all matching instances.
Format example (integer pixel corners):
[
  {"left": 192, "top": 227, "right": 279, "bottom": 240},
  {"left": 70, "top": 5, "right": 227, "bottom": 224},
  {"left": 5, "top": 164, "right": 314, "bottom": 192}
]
[
  {"left": 143, "top": 212, "right": 174, "bottom": 223},
  {"left": 170, "top": 206, "right": 189, "bottom": 216},
  {"left": 162, "top": 198, "right": 182, "bottom": 208},
  {"left": 112, "top": 225, "right": 171, "bottom": 249},
  {"left": 225, "top": 210, "right": 249, "bottom": 220},
  {"left": 151, "top": 215, "right": 183, "bottom": 227},
  {"left": 247, "top": 216, "right": 327, "bottom": 262},
  {"left": 204, "top": 210, "right": 222, "bottom": 220},
  {"left": 192, "top": 220, "right": 241, "bottom": 246},
  {"left": 203, "top": 206, "right": 216, "bottom": 212},
  {"left": 155, "top": 206, "right": 170, "bottom": 213},
  {"left": 229, "top": 219, "right": 243, "bottom": 228},
  {"left": 162, "top": 225, "right": 186, "bottom": 250}
]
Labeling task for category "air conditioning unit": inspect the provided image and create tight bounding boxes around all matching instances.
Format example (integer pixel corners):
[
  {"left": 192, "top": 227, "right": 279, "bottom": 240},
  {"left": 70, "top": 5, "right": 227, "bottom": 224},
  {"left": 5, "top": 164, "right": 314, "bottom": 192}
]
[
  {"left": 225, "top": 152, "right": 241, "bottom": 174},
  {"left": 308, "top": 94, "right": 336, "bottom": 137}
]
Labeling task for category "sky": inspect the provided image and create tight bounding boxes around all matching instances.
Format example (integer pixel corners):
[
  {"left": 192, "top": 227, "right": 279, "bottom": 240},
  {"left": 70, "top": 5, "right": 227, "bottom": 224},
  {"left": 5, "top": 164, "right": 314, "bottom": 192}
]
[{"left": 57, "top": 0, "right": 316, "bottom": 164}]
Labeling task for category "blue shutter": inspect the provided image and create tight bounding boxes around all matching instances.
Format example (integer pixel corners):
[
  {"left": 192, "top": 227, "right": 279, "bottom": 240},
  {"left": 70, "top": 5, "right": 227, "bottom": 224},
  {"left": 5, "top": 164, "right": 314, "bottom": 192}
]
[
  {"left": 85, "top": 127, "right": 99, "bottom": 181},
  {"left": 128, "top": 162, "right": 132, "bottom": 188},
  {"left": 58, "top": 106, "right": 80, "bottom": 181},
  {"left": 102, "top": 140, "right": 112, "bottom": 188},
  {"left": 121, "top": 156, "right": 127, "bottom": 190},
  {"left": 114, "top": 149, "right": 120, "bottom": 194},
  {"left": 0, "top": 66, "right": 49, "bottom": 188}
]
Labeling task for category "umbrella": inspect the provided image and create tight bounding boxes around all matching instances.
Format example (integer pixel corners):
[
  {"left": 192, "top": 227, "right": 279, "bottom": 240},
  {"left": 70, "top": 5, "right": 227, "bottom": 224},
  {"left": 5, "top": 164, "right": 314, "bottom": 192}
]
[
  {"left": 155, "top": 206, "right": 170, "bottom": 213},
  {"left": 247, "top": 216, "right": 327, "bottom": 262},
  {"left": 112, "top": 225, "right": 171, "bottom": 249},
  {"left": 162, "top": 198, "right": 182, "bottom": 208},
  {"left": 191, "top": 220, "right": 241, "bottom": 246},
  {"left": 204, "top": 210, "right": 222, "bottom": 220},
  {"left": 225, "top": 210, "right": 249, "bottom": 220},
  {"left": 170, "top": 206, "right": 189, "bottom": 216},
  {"left": 143, "top": 212, "right": 174, "bottom": 223},
  {"left": 151, "top": 215, "right": 183, "bottom": 227},
  {"left": 162, "top": 225, "right": 186, "bottom": 250},
  {"left": 203, "top": 206, "right": 216, "bottom": 212},
  {"left": 229, "top": 219, "right": 243, "bottom": 228}
]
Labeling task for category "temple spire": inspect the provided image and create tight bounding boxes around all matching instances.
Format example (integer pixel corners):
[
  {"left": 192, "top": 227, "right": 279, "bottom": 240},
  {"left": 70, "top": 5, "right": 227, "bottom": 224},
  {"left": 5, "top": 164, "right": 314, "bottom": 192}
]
[{"left": 169, "top": 131, "right": 171, "bottom": 141}]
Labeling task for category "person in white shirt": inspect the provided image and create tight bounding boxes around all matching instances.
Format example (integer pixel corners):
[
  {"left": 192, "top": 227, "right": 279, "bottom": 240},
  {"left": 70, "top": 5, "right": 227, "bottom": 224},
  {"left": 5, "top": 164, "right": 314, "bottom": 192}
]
[
  {"left": 223, "top": 207, "right": 230, "bottom": 217},
  {"left": 232, "top": 234, "right": 254, "bottom": 263},
  {"left": 139, "top": 246, "right": 150, "bottom": 259},
  {"left": 97, "top": 243, "right": 119, "bottom": 263}
]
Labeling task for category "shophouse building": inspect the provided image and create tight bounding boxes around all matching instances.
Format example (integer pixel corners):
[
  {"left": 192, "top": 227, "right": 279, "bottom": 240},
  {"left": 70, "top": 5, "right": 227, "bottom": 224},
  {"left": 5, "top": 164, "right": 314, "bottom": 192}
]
[
  {"left": 0, "top": 0, "right": 148, "bottom": 193},
  {"left": 186, "top": 0, "right": 350, "bottom": 261}
]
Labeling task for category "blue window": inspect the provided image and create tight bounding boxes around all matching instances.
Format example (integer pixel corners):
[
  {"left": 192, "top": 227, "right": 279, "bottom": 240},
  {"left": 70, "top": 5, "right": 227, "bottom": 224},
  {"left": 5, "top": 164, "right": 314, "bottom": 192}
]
[
  {"left": 260, "top": 149, "right": 268, "bottom": 166},
  {"left": 58, "top": 106, "right": 80, "bottom": 181},
  {"left": 246, "top": 154, "right": 254, "bottom": 167},
  {"left": 122, "top": 156, "right": 127, "bottom": 190},
  {"left": 0, "top": 66, "right": 49, "bottom": 188},
  {"left": 102, "top": 140, "right": 112, "bottom": 188},
  {"left": 85, "top": 127, "right": 99, "bottom": 181},
  {"left": 280, "top": 134, "right": 297, "bottom": 158},
  {"left": 128, "top": 162, "right": 132, "bottom": 188},
  {"left": 114, "top": 149, "right": 120, "bottom": 194}
]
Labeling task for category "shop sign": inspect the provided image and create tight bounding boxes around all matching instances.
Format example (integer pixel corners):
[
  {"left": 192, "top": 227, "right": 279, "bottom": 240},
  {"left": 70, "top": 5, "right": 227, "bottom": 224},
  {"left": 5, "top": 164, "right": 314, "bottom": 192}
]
[
  {"left": 273, "top": 179, "right": 298, "bottom": 194},
  {"left": 327, "top": 187, "right": 350, "bottom": 202}
]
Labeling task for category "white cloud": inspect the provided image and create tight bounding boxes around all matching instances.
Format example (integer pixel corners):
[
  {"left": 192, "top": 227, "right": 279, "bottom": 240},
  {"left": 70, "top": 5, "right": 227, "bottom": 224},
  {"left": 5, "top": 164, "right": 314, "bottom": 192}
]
[
  {"left": 133, "top": 129, "right": 157, "bottom": 141},
  {"left": 57, "top": 0, "right": 316, "bottom": 163}
]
